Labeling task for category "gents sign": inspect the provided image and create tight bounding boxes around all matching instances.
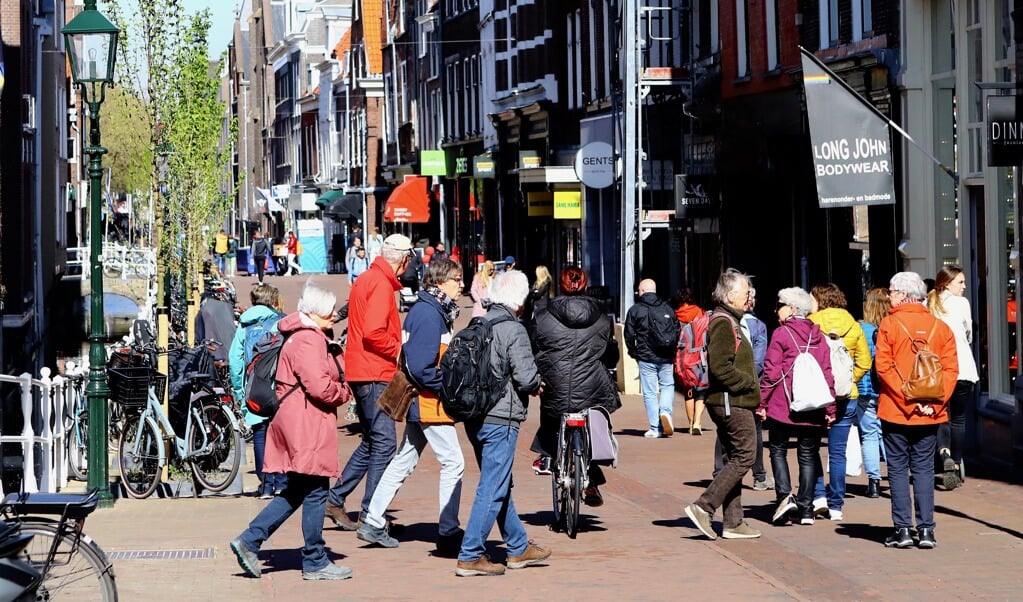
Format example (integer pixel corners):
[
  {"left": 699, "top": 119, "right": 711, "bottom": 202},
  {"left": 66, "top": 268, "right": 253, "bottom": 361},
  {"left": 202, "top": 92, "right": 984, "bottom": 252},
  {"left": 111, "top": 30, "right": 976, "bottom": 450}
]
[
  {"left": 574, "top": 141, "right": 615, "bottom": 189},
  {"left": 801, "top": 49, "right": 895, "bottom": 208},
  {"left": 988, "top": 95, "right": 1023, "bottom": 167}
]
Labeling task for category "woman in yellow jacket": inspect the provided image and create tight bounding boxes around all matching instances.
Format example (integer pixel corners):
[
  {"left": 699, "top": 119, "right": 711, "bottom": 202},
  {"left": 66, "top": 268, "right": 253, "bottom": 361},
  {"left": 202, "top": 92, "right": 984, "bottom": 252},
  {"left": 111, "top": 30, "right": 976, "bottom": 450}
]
[
  {"left": 809, "top": 283, "right": 872, "bottom": 521},
  {"left": 875, "top": 272, "right": 957, "bottom": 548}
]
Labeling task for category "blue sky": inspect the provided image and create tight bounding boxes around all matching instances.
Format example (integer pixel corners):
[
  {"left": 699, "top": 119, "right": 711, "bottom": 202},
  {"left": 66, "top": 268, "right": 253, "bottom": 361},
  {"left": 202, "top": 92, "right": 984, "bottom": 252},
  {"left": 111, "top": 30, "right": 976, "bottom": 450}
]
[{"left": 180, "top": 0, "right": 240, "bottom": 58}]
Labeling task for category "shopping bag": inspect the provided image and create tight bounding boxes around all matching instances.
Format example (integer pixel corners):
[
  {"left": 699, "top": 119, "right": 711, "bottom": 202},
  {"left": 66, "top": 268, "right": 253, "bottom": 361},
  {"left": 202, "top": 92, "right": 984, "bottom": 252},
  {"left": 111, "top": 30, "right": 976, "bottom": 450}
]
[{"left": 845, "top": 424, "right": 863, "bottom": 477}]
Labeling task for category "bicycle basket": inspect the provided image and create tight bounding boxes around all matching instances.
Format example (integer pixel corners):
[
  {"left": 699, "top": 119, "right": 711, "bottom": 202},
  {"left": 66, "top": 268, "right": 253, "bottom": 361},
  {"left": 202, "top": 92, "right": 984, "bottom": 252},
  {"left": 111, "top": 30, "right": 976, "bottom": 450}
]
[{"left": 107, "top": 366, "right": 166, "bottom": 410}]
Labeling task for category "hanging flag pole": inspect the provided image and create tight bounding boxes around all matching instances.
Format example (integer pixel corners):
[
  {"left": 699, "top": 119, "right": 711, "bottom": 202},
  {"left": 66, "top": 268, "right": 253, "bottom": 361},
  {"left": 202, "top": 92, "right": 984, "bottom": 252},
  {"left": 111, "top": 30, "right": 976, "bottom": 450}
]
[{"left": 800, "top": 47, "right": 959, "bottom": 184}]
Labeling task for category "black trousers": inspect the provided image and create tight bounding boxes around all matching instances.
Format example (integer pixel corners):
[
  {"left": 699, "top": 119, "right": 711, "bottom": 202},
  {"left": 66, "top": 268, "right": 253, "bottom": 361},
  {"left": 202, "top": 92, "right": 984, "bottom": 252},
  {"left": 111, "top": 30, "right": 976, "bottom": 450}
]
[{"left": 767, "top": 420, "right": 824, "bottom": 515}]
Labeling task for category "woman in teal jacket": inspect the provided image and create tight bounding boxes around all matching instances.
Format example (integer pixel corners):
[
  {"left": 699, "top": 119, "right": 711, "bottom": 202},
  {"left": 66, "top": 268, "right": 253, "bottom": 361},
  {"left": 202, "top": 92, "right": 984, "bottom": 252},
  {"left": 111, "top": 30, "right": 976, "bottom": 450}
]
[{"left": 229, "top": 283, "right": 285, "bottom": 499}]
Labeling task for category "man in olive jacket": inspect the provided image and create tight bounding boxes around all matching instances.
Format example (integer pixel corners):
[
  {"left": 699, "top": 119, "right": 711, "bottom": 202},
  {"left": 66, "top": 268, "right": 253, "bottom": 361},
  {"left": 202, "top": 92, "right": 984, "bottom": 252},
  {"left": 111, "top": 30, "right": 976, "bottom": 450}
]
[{"left": 685, "top": 268, "right": 762, "bottom": 540}]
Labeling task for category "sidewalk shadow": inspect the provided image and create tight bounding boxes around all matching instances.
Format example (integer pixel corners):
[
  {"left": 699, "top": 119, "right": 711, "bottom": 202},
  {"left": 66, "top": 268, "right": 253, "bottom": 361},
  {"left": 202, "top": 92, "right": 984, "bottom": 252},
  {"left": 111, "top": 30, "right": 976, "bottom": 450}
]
[
  {"left": 616, "top": 428, "right": 652, "bottom": 438},
  {"left": 518, "top": 511, "right": 607, "bottom": 535},
  {"left": 255, "top": 548, "right": 350, "bottom": 575},
  {"left": 935, "top": 504, "right": 1023, "bottom": 540},
  {"left": 833, "top": 523, "right": 896, "bottom": 544}
]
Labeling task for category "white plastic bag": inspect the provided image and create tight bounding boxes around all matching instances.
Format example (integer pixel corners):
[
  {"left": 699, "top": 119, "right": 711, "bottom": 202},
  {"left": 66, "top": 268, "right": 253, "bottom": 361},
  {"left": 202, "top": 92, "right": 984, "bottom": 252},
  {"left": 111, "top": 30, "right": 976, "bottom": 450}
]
[{"left": 845, "top": 424, "right": 863, "bottom": 477}]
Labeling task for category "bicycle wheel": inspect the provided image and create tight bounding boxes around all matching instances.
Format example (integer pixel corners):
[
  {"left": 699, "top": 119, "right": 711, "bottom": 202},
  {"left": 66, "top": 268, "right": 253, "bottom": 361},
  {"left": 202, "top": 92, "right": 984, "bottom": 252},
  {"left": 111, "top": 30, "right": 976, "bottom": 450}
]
[
  {"left": 117, "top": 415, "right": 161, "bottom": 499},
  {"left": 66, "top": 403, "right": 89, "bottom": 481},
  {"left": 19, "top": 521, "right": 118, "bottom": 601},
  {"left": 188, "top": 401, "right": 241, "bottom": 492},
  {"left": 565, "top": 448, "right": 583, "bottom": 539}
]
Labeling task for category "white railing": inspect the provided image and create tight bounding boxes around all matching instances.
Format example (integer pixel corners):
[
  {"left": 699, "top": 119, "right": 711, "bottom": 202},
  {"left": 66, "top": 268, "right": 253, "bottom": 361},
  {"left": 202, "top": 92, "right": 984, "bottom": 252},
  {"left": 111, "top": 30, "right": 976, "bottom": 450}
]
[{"left": 0, "top": 364, "right": 84, "bottom": 495}]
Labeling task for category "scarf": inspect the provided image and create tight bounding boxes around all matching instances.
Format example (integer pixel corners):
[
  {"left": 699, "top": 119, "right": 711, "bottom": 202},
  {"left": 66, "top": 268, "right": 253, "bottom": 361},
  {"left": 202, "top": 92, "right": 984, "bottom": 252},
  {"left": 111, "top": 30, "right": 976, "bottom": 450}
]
[{"left": 425, "top": 286, "right": 460, "bottom": 324}]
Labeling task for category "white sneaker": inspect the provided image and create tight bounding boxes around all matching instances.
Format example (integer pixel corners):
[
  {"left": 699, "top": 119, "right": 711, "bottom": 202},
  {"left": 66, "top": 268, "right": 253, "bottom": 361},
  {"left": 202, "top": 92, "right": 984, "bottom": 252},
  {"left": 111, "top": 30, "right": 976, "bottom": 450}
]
[
  {"left": 812, "top": 497, "right": 829, "bottom": 519},
  {"left": 659, "top": 412, "right": 674, "bottom": 437},
  {"left": 829, "top": 509, "right": 843, "bottom": 521},
  {"left": 644, "top": 429, "right": 661, "bottom": 438}
]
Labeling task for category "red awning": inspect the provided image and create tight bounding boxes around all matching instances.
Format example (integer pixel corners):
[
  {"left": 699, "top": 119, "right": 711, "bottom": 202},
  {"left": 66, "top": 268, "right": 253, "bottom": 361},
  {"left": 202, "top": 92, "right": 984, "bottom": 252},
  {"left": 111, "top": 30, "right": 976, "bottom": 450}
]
[{"left": 383, "top": 176, "right": 431, "bottom": 223}]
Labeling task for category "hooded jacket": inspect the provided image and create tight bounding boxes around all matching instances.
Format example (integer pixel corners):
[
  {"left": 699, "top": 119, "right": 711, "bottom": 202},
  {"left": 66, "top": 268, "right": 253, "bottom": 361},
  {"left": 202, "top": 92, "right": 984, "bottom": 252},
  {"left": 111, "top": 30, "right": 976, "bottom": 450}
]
[
  {"left": 759, "top": 316, "right": 836, "bottom": 426},
  {"left": 876, "top": 303, "right": 958, "bottom": 426},
  {"left": 624, "top": 292, "right": 678, "bottom": 363},
  {"left": 264, "top": 313, "right": 352, "bottom": 477},
  {"left": 534, "top": 295, "right": 621, "bottom": 416},
  {"left": 228, "top": 304, "right": 283, "bottom": 426},
  {"left": 808, "top": 307, "right": 872, "bottom": 399},
  {"left": 481, "top": 304, "right": 542, "bottom": 425}
]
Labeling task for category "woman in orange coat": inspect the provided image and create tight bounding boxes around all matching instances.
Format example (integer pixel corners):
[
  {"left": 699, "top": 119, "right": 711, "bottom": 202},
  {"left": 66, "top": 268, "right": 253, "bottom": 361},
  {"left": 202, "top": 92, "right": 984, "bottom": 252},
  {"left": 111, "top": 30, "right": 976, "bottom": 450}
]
[
  {"left": 875, "top": 271, "right": 958, "bottom": 550},
  {"left": 672, "top": 288, "right": 706, "bottom": 434}
]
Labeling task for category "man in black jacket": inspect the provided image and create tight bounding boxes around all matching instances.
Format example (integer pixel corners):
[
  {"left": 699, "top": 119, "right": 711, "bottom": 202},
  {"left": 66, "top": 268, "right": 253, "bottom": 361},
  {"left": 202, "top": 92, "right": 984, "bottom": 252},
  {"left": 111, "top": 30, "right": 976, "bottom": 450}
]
[{"left": 624, "top": 279, "right": 679, "bottom": 438}]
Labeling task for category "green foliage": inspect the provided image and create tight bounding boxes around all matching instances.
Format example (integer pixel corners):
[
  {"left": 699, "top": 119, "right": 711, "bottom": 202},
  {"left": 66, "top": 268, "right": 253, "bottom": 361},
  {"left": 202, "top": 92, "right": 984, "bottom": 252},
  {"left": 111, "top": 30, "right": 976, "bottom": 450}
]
[
  {"left": 103, "top": 87, "right": 152, "bottom": 198},
  {"left": 103, "top": 0, "right": 235, "bottom": 303}
]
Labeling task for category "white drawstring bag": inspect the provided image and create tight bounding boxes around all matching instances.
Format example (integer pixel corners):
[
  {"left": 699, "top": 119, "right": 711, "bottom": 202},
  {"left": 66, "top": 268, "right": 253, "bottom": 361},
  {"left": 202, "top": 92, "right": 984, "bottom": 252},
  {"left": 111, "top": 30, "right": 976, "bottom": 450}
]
[{"left": 845, "top": 424, "right": 863, "bottom": 477}]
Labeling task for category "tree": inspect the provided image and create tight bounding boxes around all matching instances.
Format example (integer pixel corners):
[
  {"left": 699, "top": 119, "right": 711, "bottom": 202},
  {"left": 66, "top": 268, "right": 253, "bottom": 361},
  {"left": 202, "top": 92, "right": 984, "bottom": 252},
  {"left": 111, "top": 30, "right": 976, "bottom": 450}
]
[{"left": 106, "top": 0, "right": 234, "bottom": 338}]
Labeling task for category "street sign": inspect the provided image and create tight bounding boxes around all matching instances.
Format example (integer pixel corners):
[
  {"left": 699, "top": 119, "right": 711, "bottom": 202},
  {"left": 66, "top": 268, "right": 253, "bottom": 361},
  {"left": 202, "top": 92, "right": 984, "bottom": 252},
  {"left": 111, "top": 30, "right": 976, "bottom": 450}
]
[{"left": 574, "top": 141, "right": 615, "bottom": 189}]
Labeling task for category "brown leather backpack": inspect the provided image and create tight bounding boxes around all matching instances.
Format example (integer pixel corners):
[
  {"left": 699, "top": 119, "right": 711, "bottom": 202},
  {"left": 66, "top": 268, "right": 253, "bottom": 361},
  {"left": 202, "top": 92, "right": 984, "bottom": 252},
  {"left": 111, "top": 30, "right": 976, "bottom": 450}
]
[{"left": 893, "top": 319, "right": 945, "bottom": 403}]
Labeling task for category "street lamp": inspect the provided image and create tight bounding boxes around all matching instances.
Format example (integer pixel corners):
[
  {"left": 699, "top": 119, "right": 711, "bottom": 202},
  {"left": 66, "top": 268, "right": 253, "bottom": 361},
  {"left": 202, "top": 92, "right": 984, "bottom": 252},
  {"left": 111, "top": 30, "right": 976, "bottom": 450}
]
[{"left": 63, "top": 0, "right": 119, "bottom": 504}]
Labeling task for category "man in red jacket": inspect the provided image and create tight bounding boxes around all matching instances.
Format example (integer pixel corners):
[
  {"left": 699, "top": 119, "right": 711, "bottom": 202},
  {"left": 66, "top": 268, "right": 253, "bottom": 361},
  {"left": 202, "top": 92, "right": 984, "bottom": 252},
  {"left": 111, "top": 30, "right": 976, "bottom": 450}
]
[{"left": 327, "top": 234, "right": 414, "bottom": 530}]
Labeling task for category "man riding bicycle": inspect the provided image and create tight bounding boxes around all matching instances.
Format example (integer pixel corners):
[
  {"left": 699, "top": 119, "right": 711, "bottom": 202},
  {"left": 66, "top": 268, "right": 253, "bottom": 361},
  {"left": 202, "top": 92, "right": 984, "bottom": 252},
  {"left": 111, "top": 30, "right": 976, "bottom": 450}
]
[{"left": 531, "top": 267, "right": 620, "bottom": 506}]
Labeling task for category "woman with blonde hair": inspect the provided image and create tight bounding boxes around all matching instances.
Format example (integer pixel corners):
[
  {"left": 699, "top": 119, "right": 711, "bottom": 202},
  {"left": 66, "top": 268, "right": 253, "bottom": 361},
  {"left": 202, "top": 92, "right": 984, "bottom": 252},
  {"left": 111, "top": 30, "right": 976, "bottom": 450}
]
[
  {"left": 927, "top": 265, "right": 977, "bottom": 489},
  {"left": 525, "top": 265, "right": 553, "bottom": 321},
  {"left": 470, "top": 260, "right": 496, "bottom": 317},
  {"left": 857, "top": 287, "right": 891, "bottom": 498}
]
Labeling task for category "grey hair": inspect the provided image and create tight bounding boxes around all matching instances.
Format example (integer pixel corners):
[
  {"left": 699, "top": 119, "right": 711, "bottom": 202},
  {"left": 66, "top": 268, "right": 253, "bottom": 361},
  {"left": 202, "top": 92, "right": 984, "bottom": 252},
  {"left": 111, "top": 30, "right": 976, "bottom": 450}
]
[
  {"left": 381, "top": 241, "right": 409, "bottom": 263},
  {"left": 489, "top": 270, "right": 530, "bottom": 312},
  {"left": 711, "top": 268, "right": 751, "bottom": 304},
  {"left": 777, "top": 287, "right": 814, "bottom": 316},
  {"left": 296, "top": 280, "right": 336, "bottom": 316},
  {"left": 889, "top": 271, "right": 927, "bottom": 301}
]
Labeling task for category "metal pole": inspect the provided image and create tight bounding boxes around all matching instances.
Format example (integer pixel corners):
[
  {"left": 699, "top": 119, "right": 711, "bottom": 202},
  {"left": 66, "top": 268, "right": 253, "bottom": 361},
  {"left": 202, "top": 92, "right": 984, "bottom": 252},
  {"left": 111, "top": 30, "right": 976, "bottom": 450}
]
[
  {"left": 621, "top": 0, "right": 638, "bottom": 318},
  {"left": 85, "top": 88, "right": 111, "bottom": 504}
]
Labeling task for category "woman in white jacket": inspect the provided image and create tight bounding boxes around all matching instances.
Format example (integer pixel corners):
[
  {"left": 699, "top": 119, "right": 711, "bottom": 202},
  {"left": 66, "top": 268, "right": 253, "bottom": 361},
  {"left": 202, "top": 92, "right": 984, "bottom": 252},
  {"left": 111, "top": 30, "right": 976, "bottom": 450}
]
[{"left": 927, "top": 265, "right": 978, "bottom": 489}]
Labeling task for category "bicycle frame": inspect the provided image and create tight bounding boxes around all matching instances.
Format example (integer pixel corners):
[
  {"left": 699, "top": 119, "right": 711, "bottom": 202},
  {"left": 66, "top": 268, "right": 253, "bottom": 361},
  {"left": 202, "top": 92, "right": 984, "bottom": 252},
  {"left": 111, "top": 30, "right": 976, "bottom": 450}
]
[
  {"left": 558, "top": 413, "right": 592, "bottom": 491},
  {"left": 123, "top": 385, "right": 239, "bottom": 468}
]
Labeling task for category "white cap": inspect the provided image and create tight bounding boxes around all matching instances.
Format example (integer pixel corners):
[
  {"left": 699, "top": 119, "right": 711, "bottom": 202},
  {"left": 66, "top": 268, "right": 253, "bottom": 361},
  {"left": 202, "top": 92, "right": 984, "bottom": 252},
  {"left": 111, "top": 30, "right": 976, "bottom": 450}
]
[{"left": 383, "top": 234, "right": 413, "bottom": 251}]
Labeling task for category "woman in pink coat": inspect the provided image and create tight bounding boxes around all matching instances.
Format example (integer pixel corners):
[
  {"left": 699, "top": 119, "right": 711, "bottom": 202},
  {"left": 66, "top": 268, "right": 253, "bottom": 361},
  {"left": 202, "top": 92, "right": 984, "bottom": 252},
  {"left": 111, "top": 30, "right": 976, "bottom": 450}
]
[{"left": 231, "top": 281, "right": 354, "bottom": 581}]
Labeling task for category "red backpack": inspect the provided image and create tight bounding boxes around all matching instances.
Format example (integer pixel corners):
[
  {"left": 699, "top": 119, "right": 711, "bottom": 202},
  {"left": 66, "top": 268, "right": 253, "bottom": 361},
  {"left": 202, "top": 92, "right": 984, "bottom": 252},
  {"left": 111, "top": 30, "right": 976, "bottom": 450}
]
[{"left": 674, "top": 311, "right": 741, "bottom": 391}]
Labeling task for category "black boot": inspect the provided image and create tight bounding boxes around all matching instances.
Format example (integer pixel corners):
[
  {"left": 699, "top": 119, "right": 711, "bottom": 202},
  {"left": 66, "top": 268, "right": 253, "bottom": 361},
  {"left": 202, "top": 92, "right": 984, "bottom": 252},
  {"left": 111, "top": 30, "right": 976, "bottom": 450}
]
[
  {"left": 866, "top": 479, "right": 881, "bottom": 498},
  {"left": 884, "top": 527, "right": 913, "bottom": 548},
  {"left": 917, "top": 527, "right": 936, "bottom": 549}
]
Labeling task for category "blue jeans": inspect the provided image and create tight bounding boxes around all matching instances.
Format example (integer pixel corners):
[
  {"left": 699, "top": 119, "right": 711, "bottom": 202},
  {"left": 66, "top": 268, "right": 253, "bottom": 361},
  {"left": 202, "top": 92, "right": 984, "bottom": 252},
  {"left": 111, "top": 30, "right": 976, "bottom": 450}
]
[
  {"left": 237, "top": 473, "right": 330, "bottom": 573},
  {"left": 855, "top": 396, "right": 885, "bottom": 480},
  {"left": 251, "top": 422, "right": 287, "bottom": 494},
  {"left": 458, "top": 422, "right": 529, "bottom": 562},
  {"left": 882, "top": 421, "right": 937, "bottom": 529},
  {"left": 329, "top": 382, "right": 397, "bottom": 514},
  {"left": 638, "top": 361, "right": 674, "bottom": 430},
  {"left": 814, "top": 399, "right": 857, "bottom": 511}
]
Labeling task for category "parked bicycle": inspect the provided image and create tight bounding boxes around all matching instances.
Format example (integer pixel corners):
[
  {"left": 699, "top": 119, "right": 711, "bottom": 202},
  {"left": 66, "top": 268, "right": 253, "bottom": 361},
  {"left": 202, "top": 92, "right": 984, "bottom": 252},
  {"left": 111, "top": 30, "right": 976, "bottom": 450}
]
[
  {"left": 110, "top": 349, "right": 242, "bottom": 499},
  {"left": 62, "top": 363, "right": 89, "bottom": 481},
  {"left": 551, "top": 407, "right": 617, "bottom": 539},
  {"left": 1, "top": 489, "right": 117, "bottom": 600}
]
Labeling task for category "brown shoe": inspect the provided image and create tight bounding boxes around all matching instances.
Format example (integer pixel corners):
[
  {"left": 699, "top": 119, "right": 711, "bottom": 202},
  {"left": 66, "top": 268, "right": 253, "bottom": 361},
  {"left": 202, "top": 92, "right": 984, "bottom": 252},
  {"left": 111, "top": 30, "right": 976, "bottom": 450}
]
[
  {"left": 325, "top": 503, "right": 360, "bottom": 531},
  {"left": 507, "top": 540, "right": 551, "bottom": 569},
  {"left": 583, "top": 486, "right": 603, "bottom": 507},
  {"left": 455, "top": 554, "right": 506, "bottom": 577}
]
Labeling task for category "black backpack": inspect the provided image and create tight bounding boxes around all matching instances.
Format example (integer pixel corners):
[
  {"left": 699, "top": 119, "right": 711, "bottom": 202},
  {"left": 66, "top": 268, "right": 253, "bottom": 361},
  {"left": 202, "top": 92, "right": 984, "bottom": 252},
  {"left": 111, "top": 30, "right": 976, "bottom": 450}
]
[
  {"left": 646, "top": 302, "right": 681, "bottom": 355},
  {"left": 244, "top": 330, "right": 298, "bottom": 418},
  {"left": 438, "top": 314, "right": 514, "bottom": 422}
]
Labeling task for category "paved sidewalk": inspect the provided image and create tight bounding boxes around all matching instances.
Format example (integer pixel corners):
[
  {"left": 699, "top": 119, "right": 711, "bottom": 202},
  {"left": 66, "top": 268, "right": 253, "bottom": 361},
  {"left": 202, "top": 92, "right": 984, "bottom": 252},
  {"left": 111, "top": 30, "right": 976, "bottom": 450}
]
[
  {"left": 83, "top": 389, "right": 1023, "bottom": 601},
  {"left": 79, "top": 275, "right": 1023, "bottom": 600}
]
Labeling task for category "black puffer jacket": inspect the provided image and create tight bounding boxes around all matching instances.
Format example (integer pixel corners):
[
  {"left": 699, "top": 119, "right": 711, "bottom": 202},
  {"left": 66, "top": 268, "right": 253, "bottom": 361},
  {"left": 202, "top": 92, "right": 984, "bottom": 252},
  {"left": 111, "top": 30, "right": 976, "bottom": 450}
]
[{"left": 534, "top": 295, "right": 621, "bottom": 416}]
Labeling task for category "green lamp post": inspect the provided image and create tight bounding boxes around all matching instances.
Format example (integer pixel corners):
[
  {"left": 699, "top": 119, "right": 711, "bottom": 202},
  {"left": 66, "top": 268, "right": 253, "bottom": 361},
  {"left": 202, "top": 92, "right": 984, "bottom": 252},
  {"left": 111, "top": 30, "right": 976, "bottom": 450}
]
[{"left": 63, "top": 0, "right": 120, "bottom": 504}]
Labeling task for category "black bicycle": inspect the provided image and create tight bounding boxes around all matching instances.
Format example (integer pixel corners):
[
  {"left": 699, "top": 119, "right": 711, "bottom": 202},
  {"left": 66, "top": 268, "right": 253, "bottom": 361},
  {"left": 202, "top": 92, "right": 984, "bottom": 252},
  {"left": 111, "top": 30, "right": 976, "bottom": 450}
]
[
  {"left": 1, "top": 489, "right": 117, "bottom": 600},
  {"left": 550, "top": 407, "right": 618, "bottom": 539}
]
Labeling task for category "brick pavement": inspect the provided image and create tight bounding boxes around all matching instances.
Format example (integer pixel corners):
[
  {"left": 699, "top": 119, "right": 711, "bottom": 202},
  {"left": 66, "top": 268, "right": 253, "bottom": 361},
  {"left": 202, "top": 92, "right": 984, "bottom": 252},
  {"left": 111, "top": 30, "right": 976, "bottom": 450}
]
[{"left": 77, "top": 274, "right": 1023, "bottom": 600}]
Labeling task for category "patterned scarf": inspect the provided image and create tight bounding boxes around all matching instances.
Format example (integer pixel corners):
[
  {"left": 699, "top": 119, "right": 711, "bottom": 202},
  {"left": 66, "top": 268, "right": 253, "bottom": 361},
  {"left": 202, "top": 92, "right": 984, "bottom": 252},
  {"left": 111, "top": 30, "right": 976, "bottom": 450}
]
[{"left": 425, "top": 286, "right": 460, "bottom": 324}]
